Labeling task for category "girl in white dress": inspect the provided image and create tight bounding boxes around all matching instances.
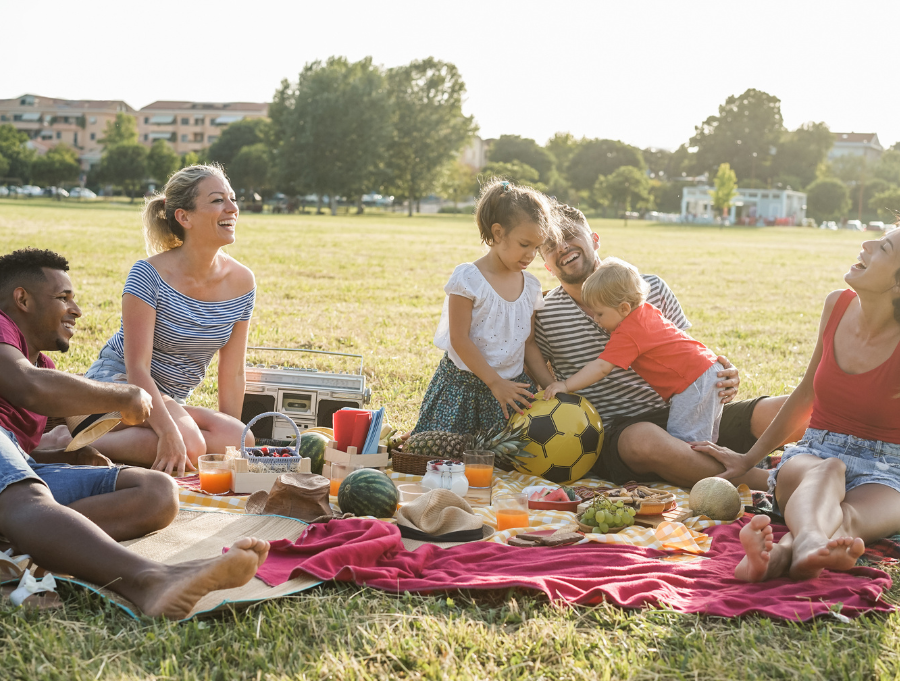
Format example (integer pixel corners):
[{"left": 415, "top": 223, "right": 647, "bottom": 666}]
[{"left": 412, "top": 179, "right": 560, "bottom": 435}]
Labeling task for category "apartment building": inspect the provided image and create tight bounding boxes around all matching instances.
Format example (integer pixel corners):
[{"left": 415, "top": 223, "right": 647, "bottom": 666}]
[
  {"left": 136, "top": 101, "right": 268, "bottom": 155},
  {"left": 0, "top": 93, "right": 134, "bottom": 168}
]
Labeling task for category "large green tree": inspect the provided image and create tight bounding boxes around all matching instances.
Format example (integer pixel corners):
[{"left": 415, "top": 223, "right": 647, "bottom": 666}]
[
  {"left": 31, "top": 144, "right": 81, "bottom": 197},
  {"left": 567, "top": 138, "right": 645, "bottom": 192},
  {"left": 771, "top": 122, "right": 832, "bottom": 188},
  {"left": 596, "top": 165, "right": 652, "bottom": 225},
  {"left": 873, "top": 149, "right": 900, "bottom": 185},
  {"left": 99, "top": 143, "right": 148, "bottom": 201},
  {"left": 869, "top": 186, "right": 900, "bottom": 222},
  {"left": 545, "top": 132, "right": 579, "bottom": 171},
  {"left": 806, "top": 177, "right": 850, "bottom": 222},
  {"left": 270, "top": 56, "right": 391, "bottom": 215},
  {"left": 487, "top": 135, "right": 555, "bottom": 182},
  {"left": 229, "top": 143, "right": 271, "bottom": 196},
  {"left": 436, "top": 158, "right": 478, "bottom": 209},
  {"left": 0, "top": 152, "right": 8, "bottom": 179},
  {"left": 384, "top": 57, "right": 477, "bottom": 216},
  {"left": 207, "top": 118, "right": 270, "bottom": 168},
  {"left": 643, "top": 147, "right": 674, "bottom": 179},
  {"left": 0, "top": 124, "right": 36, "bottom": 182},
  {"left": 481, "top": 161, "right": 545, "bottom": 192},
  {"left": 99, "top": 113, "right": 138, "bottom": 147},
  {"left": 147, "top": 140, "right": 180, "bottom": 185},
  {"left": 690, "top": 88, "right": 784, "bottom": 181},
  {"left": 709, "top": 163, "right": 738, "bottom": 220}
]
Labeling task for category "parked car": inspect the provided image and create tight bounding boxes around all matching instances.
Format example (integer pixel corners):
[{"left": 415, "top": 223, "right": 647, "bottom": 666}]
[
  {"left": 819, "top": 221, "right": 838, "bottom": 230},
  {"left": 44, "top": 187, "right": 69, "bottom": 198},
  {"left": 866, "top": 221, "right": 886, "bottom": 231},
  {"left": 845, "top": 219, "right": 864, "bottom": 231},
  {"left": 69, "top": 187, "right": 98, "bottom": 199},
  {"left": 21, "top": 185, "right": 43, "bottom": 196},
  {"left": 0, "top": 186, "right": 8, "bottom": 197}
]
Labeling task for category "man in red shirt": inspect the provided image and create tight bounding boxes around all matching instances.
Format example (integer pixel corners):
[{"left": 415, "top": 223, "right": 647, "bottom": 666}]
[{"left": 0, "top": 249, "right": 268, "bottom": 617}]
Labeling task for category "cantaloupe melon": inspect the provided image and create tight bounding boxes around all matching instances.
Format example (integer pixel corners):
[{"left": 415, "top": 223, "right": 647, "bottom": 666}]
[{"left": 689, "top": 477, "right": 741, "bottom": 520}]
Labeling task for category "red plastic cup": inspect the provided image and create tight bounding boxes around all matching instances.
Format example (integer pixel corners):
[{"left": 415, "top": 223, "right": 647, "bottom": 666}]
[{"left": 332, "top": 409, "right": 370, "bottom": 452}]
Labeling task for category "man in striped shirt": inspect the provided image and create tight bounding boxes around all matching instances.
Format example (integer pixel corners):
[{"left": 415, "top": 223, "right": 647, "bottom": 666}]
[{"left": 533, "top": 206, "right": 805, "bottom": 488}]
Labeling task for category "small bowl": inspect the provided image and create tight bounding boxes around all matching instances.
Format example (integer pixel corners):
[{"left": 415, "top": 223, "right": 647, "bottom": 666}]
[
  {"left": 397, "top": 483, "right": 429, "bottom": 503},
  {"left": 523, "top": 486, "right": 582, "bottom": 512}
]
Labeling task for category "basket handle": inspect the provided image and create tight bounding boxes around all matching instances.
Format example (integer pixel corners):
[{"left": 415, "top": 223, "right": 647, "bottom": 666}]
[{"left": 241, "top": 411, "right": 302, "bottom": 458}]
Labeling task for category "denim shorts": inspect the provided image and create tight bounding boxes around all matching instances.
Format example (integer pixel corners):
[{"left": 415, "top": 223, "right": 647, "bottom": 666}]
[
  {"left": 0, "top": 427, "right": 120, "bottom": 506},
  {"left": 86, "top": 346, "right": 186, "bottom": 405},
  {"left": 768, "top": 428, "right": 900, "bottom": 496}
]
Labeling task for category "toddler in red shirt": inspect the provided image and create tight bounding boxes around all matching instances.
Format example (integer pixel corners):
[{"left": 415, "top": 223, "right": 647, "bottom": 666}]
[{"left": 544, "top": 257, "right": 724, "bottom": 443}]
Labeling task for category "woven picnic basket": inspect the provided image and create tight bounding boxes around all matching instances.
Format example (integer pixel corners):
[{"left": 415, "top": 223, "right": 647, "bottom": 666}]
[{"left": 389, "top": 449, "right": 435, "bottom": 476}]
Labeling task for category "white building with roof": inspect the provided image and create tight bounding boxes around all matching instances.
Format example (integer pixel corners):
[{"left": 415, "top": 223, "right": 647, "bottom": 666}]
[
  {"left": 827, "top": 132, "right": 884, "bottom": 162},
  {"left": 681, "top": 185, "right": 807, "bottom": 225}
]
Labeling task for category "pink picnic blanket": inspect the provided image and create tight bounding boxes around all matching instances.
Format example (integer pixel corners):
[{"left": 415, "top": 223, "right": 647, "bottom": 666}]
[{"left": 254, "top": 518, "right": 894, "bottom": 620}]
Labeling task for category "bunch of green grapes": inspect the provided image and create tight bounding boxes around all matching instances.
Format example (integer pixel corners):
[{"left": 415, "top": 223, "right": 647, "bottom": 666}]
[{"left": 580, "top": 496, "right": 637, "bottom": 534}]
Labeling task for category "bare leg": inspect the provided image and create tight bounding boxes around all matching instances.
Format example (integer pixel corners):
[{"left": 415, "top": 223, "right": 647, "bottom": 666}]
[
  {"left": 734, "top": 515, "right": 792, "bottom": 581},
  {"left": 749, "top": 395, "right": 808, "bottom": 443},
  {"left": 93, "top": 400, "right": 253, "bottom": 468},
  {"left": 67, "top": 468, "right": 179, "bottom": 540},
  {"left": 773, "top": 455, "right": 865, "bottom": 579},
  {"left": 0, "top": 480, "right": 268, "bottom": 619},
  {"left": 618, "top": 422, "right": 770, "bottom": 488}
]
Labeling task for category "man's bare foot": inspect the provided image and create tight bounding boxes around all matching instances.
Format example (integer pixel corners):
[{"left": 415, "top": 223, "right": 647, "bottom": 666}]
[
  {"left": 133, "top": 537, "right": 269, "bottom": 619},
  {"left": 789, "top": 535, "right": 865, "bottom": 580}
]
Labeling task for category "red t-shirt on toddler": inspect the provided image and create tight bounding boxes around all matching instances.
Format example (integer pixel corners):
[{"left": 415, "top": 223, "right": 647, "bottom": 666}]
[
  {"left": 0, "top": 310, "right": 54, "bottom": 454},
  {"left": 598, "top": 303, "right": 717, "bottom": 402}
]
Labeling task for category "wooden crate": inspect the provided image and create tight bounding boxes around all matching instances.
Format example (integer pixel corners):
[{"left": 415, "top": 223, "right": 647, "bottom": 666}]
[
  {"left": 230, "top": 456, "right": 312, "bottom": 494},
  {"left": 322, "top": 442, "right": 390, "bottom": 479}
]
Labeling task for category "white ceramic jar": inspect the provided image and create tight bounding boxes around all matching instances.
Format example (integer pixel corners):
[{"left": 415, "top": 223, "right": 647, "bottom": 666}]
[{"left": 420, "top": 459, "right": 469, "bottom": 498}]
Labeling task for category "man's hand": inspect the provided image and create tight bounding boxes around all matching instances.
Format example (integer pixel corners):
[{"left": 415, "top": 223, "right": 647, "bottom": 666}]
[
  {"left": 120, "top": 386, "right": 152, "bottom": 425},
  {"left": 73, "top": 446, "right": 113, "bottom": 468},
  {"left": 715, "top": 355, "right": 740, "bottom": 404}
]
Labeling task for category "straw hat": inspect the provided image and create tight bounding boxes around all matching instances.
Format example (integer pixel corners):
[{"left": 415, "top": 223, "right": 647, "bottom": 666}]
[
  {"left": 64, "top": 412, "right": 122, "bottom": 452},
  {"left": 396, "top": 488, "right": 493, "bottom": 550}
]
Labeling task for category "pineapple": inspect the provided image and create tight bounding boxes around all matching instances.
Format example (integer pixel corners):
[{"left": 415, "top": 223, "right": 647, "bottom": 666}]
[{"left": 404, "top": 422, "right": 533, "bottom": 469}]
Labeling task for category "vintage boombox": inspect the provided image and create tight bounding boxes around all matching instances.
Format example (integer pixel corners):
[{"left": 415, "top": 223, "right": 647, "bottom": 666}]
[{"left": 240, "top": 347, "right": 371, "bottom": 441}]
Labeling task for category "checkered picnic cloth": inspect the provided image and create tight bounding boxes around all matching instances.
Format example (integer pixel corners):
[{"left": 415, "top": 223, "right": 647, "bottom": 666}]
[{"left": 176, "top": 468, "right": 753, "bottom": 554}]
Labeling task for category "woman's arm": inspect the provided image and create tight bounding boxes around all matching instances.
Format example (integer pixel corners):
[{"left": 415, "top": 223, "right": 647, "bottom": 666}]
[
  {"left": 447, "top": 294, "right": 533, "bottom": 418},
  {"left": 121, "top": 292, "right": 192, "bottom": 475},
  {"left": 692, "top": 290, "right": 842, "bottom": 477},
  {"left": 217, "top": 319, "right": 250, "bottom": 419}
]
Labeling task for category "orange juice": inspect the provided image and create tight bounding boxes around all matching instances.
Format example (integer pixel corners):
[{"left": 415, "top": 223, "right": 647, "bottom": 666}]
[
  {"left": 199, "top": 469, "right": 232, "bottom": 494},
  {"left": 496, "top": 509, "right": 529, "bottom": 531},
  {"left": 464, "top": 464, "right": 493, "bottom": 488},
  {"left": 330, "top": 478, "right": 343, "bottom": 496}
]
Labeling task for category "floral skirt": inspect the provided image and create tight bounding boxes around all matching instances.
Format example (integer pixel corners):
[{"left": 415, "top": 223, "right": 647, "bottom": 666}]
[{"left": 412, "top": 354, "right": 536, "bottom": 435}]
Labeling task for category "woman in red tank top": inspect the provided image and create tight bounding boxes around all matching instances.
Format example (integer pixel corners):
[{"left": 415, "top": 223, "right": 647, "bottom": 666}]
[{"left": 694, "top": 229, "right": 900, "bottom": 583}]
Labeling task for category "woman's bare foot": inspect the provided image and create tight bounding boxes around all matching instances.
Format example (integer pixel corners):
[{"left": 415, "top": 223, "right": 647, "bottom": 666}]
[
  {"left": 132, "top": 537, "right": 269, "bottom": 619},
  {"left": 789, "top": 535, "right": 865, "bottom": 580},
  {"left": 734, "top": 515, "right": 791, "bottom": 582}
]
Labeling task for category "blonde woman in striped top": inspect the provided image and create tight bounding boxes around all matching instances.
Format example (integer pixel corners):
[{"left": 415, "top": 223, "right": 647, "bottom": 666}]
[{"left": 85, "top": 164, "right": 255, "bottom": 476}]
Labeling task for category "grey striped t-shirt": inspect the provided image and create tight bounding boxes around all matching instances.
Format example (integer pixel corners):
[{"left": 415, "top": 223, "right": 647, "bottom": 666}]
[{"left": 534, "top": 275, "right": 690, "bottom": 428}]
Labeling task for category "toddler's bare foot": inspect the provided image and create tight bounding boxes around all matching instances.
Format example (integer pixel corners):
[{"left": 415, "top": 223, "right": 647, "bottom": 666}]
[
  {"left": 734, "top": 515, "right": 790, "bottom": 582},
  {"left": 134, "top": 537, "right": 269, "bottom": 619},
  {"left": 789, "top": 535, "right": 865, "bottom": 581}
]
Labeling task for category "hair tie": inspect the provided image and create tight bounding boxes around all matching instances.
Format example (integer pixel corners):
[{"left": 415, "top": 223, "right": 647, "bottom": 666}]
[{"left": 501, "top": 181, "right": 510, "bottom": 192}]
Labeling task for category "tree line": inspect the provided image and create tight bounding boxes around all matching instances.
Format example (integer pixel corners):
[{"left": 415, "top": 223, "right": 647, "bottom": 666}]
[{"left": 3, "top": 71, "right": 900, "bottom": 222}]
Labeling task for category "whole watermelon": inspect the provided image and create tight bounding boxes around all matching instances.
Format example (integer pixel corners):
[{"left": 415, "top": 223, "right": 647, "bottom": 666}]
[
  {"left": 337, "top": 468, "right": 398, "bottom": 518},
  {"left": 298, "top": 431, "right": 329, "bottom": 475}
]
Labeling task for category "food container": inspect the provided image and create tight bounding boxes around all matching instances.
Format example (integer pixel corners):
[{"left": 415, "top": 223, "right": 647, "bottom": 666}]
[
  {"left": 522, "top": 486, "right": 582, "bottom": 512},
  {"left": 397, "top": 483, "right": 430, "bottom": 503}
]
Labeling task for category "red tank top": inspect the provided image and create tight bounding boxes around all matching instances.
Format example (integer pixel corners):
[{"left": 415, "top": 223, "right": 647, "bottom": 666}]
[{"left": 810, "top": 289, "right": 900, "bottom": 444}]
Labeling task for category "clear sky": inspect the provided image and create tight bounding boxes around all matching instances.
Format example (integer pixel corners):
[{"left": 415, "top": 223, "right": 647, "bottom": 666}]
[{"left": 4, "top": 0, "right": 899, "bottom": 150}]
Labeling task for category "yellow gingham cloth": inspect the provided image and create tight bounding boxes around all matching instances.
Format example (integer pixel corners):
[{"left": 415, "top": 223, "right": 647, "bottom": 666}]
[{"left": 179, "top": 468, "right": 751, "bottom": 554}]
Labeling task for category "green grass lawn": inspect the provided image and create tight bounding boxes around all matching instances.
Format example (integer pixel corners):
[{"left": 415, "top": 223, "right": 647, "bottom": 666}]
[{"left": 1, "top": 198, "right": 899, "bottom": 680}]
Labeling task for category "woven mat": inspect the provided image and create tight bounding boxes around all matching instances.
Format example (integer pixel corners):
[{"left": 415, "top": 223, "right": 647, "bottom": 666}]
[
  {"left": 177, "top": 469, "right": 753, "bottom": 555},
  {"left": 57, "top": 510, "right": 320, "bottom": 620}
]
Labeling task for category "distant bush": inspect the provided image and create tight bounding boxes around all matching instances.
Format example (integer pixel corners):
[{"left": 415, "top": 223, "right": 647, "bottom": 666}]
[{"left": 438, "top": 205, "right": 472, "bottom": 214}]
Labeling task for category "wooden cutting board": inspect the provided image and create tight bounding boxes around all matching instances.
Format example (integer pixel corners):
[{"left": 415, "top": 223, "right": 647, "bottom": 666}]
[{"left": 634, "top": 505, "right": 694, "bottom": 528}]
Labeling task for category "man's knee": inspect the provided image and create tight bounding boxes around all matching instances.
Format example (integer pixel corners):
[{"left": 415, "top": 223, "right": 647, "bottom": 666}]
[{"left": 617, "top": 422, "right": 671, "bottom": 468}]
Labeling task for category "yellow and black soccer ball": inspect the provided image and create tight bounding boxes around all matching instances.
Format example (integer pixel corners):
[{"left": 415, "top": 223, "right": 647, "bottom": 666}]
[{"left": 507, "top": 392, "right": 604, "bottom": 485}]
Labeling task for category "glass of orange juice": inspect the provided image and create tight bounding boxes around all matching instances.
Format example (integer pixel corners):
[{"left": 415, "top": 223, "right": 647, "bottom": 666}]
[
  {"left": 198, "top": 454, "right": 233, "bottom": 494},
  {"left": 494, "top": 493, "right": 529, "bottom": 531},
  {"left": 463, "top": 450, "right": 494, "bottom": 490},
  {"left": 330, "top": 463, "right": 361, "bottom": 497}
]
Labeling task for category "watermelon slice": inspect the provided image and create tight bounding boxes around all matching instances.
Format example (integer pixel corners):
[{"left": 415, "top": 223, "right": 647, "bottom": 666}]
[{"left": 543, "top": 488, "right": 570, "bottom": 502}]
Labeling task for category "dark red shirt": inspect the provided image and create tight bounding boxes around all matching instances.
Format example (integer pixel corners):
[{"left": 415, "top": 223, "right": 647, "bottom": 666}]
[
  {"left": 810, "top": 289, "right": 900, "bottom": 444},
  {"left": 598, "top": 303, "right": 717, "bottom": 402},
  {"left": 0, "top": 310, "right": 55, "bottom": 454}
]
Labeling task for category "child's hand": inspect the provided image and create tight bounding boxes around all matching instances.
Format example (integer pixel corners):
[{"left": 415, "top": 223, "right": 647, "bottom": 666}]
[
  {"left": 489, "top": 379, "right": 534, "bottom": 419},
  {"left": 543, "top": 381, "right": 568, "bottom": 400}
]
